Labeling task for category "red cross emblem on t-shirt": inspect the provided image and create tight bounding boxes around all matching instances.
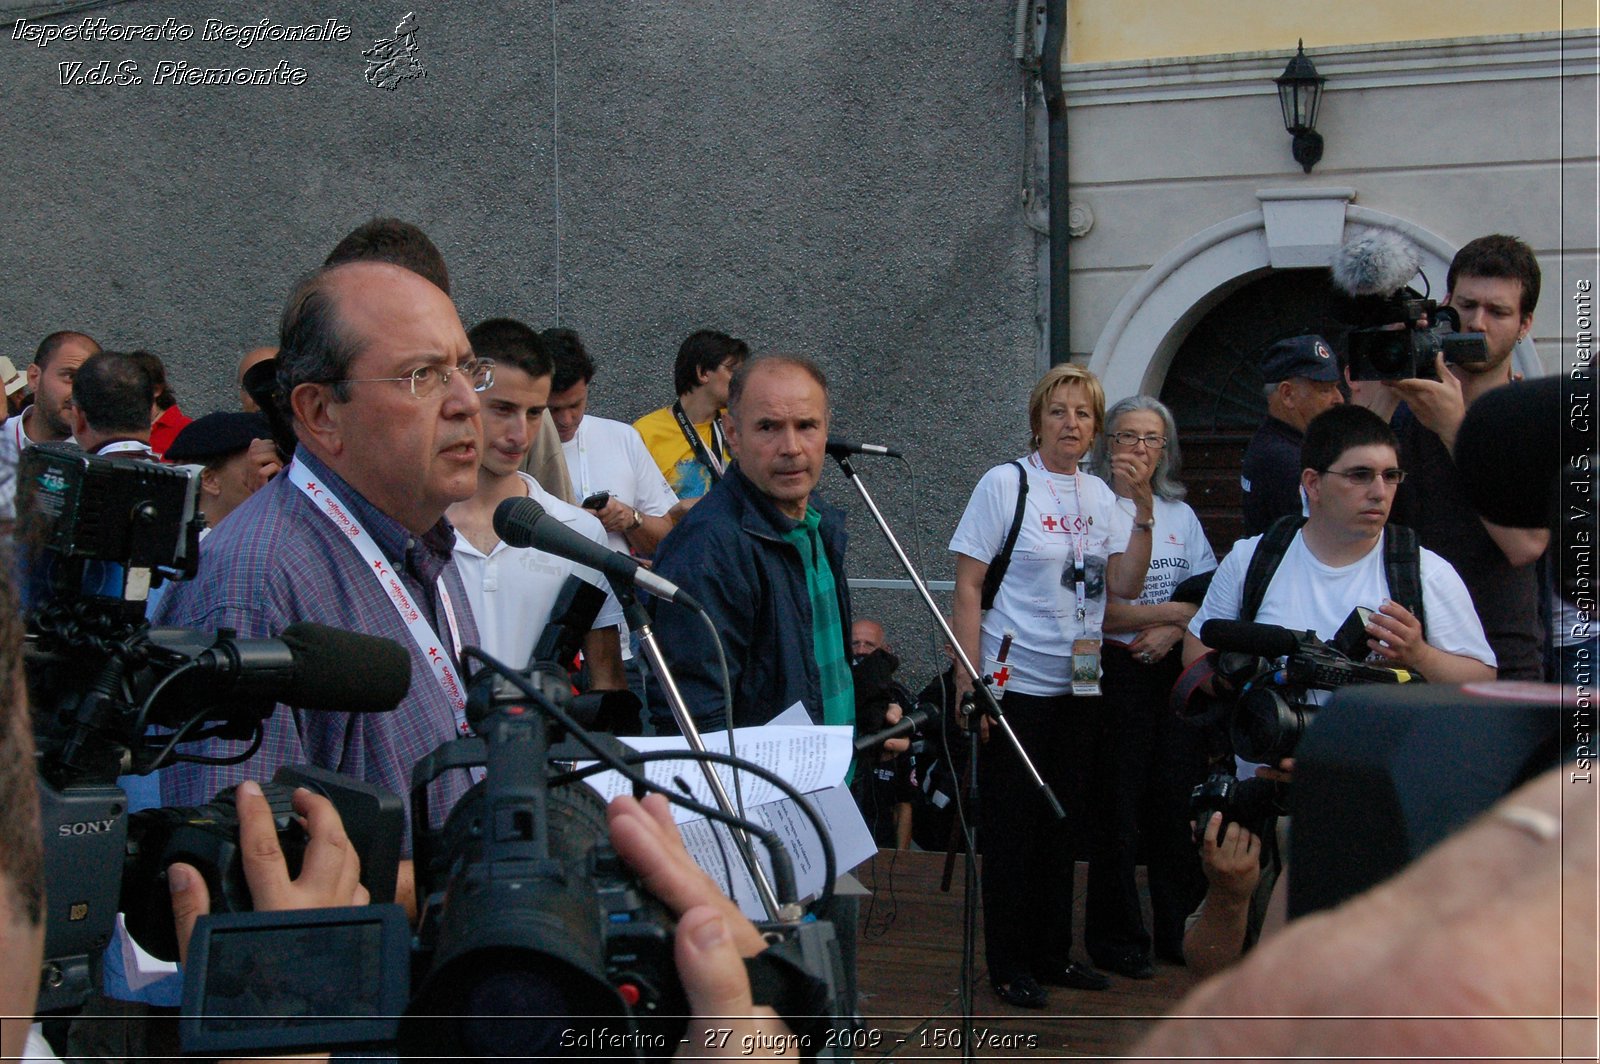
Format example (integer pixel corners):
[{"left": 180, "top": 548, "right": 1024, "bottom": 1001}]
[{"left": 1041, "top": 515, "right": 1058, "bottom": 531}]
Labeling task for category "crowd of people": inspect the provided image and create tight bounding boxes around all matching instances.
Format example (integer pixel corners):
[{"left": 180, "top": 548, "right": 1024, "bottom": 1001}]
[{"left": 1, "top": 219, "right": 1586, "bottom": 1054}]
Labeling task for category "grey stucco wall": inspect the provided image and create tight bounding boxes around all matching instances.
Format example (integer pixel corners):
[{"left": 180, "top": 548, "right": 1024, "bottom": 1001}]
[{"left": 2, "top": 1, "right": 1038, "bottom": 679}]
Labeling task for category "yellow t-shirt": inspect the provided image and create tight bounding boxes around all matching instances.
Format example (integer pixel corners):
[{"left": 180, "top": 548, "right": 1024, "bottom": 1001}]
[{"left": 632, "top": 405, "right": 724, "bottom": 500}]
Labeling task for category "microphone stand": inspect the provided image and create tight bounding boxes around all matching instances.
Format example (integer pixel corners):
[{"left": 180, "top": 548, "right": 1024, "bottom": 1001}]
[
  {"left": 830, "top": 452, "right": 1064, "bottom": 1064},
  {"left": 614, "top": 588, "right": 792, "bottom": 923}
]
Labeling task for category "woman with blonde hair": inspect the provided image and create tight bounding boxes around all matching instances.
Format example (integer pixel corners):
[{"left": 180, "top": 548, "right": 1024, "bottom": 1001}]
[{"left": 948, "top": 364, "right": 1154, "bottom": 1008}]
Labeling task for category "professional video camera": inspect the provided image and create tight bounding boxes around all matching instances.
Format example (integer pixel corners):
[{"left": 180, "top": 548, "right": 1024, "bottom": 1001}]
[
  {"left": 17, "top": 445, "right": 407, "bottom": 1013},
  {"left": 1185, "top": 613, "right": 1421, "bottom": 848},
  {"left": 1345, "top": 301, "right": 1490, "bottom": 382},
  {"left": 1330, "top": 229, "right": 1490, "bottom": 382},
  {"left": 1195, "top": 613, "right": 1420, "bottom": 766},
  {"left": 179, "top": 649, "right": 853, "bottom": 1060}
]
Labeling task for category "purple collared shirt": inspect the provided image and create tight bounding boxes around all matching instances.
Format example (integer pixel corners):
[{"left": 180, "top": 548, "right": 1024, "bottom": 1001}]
[{"left": 152, "top": 447, "right": 479, "bottom": 853}]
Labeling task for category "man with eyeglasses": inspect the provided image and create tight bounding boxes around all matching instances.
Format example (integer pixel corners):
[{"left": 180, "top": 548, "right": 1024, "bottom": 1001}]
[
  {"left": 1240, "top": 334, "right": 1346, "bottom": 537},
  {"left": 1178, "top": 405, "right": 1493, "bottom": 973},
  {"left": 152, "top": 260, "right": 492, "bottom": 914}
]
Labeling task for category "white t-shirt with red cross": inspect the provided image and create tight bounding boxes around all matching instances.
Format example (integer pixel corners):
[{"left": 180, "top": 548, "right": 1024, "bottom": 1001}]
[{"left": 950, "top": 455, "right": 1132, "bottom": 696}]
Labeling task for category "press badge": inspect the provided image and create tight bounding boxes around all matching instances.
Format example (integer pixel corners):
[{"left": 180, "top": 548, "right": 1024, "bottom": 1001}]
[{"left": 1072, "top": 638, "right": 1101, "bottom": 697}]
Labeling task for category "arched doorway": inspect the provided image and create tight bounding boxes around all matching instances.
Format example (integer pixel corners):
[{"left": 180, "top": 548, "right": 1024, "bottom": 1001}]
[{"left": 1160, "top": 267, "right": 1352, "bottom": 549}]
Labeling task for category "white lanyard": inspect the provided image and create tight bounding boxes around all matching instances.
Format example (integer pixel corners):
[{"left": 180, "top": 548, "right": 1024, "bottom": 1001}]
[
  {"left": 1029, "top": 452, "right": 1088, "bottom": 623},
  {"left": 287, "top": 458, "right": 474, "bottom": 745},
  {"left": 568, "top": 420, "right": 594, "bottom": 498}
]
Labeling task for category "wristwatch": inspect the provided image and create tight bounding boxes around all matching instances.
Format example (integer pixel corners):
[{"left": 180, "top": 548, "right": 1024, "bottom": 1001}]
[
  {"left": 1133, "top": 515, "right": 1155, "bottom": 532},
  {"left": 630, "top": 508, "right": 643, "bottom": 530}
]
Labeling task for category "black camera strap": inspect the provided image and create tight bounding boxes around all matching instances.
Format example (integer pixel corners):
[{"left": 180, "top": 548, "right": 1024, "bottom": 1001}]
[
  {"left": 1239, "top": 513, "right": 1426, "bottom": 633},
  {"left": 744, "top": 939, "right": 834, "bottom": 1058},
  {"left": 672, "top": 400, "right": 728, "bottom": 483},
  {"left": 979, "top": 461, "right": 1028, "bottom": 610}
]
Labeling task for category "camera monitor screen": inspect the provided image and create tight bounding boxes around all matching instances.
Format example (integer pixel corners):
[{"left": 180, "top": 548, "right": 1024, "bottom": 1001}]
[{"left": 179, "top": 904, "right": 409, "bottom": 1057}]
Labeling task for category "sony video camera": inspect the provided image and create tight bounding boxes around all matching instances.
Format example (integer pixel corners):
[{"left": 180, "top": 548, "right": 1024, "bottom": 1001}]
[
  {"left": 177, "top": 653, "right": 851, "bottom": 1060},
  {"left": 17, "top": 445, "right": 406, "bottom": 1012}
]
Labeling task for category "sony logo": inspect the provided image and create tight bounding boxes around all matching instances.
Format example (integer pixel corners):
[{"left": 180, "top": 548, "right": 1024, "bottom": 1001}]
[{"left": 57, "top": 818, "right": 118, "bottom": 837}]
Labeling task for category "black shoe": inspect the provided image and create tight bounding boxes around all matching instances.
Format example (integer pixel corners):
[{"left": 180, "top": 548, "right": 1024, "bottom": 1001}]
[
  {"left": 1035, "top": 961, "right": 1110, "bottom": 991},
  {"left": 1095, "top": 952, "right": 1155, "bottom": 980},
  {"left": 991, "top": 974, "right": 1049, "bottom": 1009}
]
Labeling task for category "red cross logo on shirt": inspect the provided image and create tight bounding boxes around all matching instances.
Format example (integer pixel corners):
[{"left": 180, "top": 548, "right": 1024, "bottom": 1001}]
[{"left": 1041, "top": 515, "right": 1058, "bottom": 531}]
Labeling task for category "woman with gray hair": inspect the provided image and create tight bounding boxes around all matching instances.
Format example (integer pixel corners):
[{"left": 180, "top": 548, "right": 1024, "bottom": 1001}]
[{"left": 1083, "top": 395, "right": 1218, "bottom": 978}]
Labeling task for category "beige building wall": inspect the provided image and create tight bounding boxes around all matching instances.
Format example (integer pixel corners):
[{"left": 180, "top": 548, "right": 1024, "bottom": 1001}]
[
  {"left": 1067, "top": 0, "right": 1598, "bottom": 64},
  {"left": 1062, "top": 28, "right": 1598, "bottom": 394}
]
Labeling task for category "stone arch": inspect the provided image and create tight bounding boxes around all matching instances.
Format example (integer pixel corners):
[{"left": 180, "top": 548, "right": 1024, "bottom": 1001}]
[{"left": 1087, "top": 191, "right": 1536, "bottom": 400}]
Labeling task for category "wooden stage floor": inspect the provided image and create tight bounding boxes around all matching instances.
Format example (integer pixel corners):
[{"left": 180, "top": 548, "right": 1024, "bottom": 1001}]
[{"left": 851, "top": 849, "right": 1199, "bottom": 1059}]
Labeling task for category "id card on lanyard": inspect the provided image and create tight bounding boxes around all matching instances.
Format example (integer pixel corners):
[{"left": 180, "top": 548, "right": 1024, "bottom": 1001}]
[
  {"left": 287, "top": 459, "right": 480, "bottom": 774},
  {"left": 1028, "top": 453, "right": 1102, "bottom": 695}
]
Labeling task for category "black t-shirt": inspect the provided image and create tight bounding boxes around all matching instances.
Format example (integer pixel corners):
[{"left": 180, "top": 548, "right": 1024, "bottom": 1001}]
[
  {"left": 1391, "top": 404, "right": 1544, "bottom": 680},
  {"left": 1241, "top": 416, "right": 1305, "bottom": 537}
]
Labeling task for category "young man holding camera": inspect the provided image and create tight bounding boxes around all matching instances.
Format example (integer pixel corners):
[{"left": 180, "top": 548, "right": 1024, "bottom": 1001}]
[
  {"left": 1386, "top": 234, "right": 1549, "bottom": 680},
  {"left": 1179, "top": 404, "right": 1495, "bottom": 971}
]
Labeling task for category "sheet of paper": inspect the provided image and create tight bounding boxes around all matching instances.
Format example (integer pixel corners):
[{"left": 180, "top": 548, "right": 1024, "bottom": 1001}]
[
  {"left": 578, "top": 721, "right": 852, "bottom": 823},
  {"left": 578, "top": 702, "right": 877, "bottom": 918},
  {"left": 679, "top": 784, "right": 879, "bottom": 918}
]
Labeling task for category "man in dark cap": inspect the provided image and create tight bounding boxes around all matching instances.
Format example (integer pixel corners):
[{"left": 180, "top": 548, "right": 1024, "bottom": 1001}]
[
  {"left": 1241, "top": 334, "right": 1345, "bottom": 536},
  {"left": 165, "top": 411, "right": 282, "bottom": 534}
]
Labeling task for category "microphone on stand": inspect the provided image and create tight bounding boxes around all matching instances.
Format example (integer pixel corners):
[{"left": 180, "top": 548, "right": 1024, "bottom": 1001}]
[
  {"left": 826, "top": 437, "right": 904, "bottom": 459},
  {"left": 492, "top": 497, "right": 702, "bottom": 612}
]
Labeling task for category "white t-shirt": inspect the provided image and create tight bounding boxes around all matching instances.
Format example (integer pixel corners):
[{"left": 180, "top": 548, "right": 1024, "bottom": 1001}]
[
  {"left": 1189, "top": 530, "right": 1496, "bottom": 669},
  {"left": 950, "top": 455, "right": 1132, "bottom": 696},
  {"left": 0, "top": 409, "right": 34, "bottom": 523},
  {"left": 452, "top": 473, "right": 625, "bottom": 669},
  {"left": 560, "top": 416, "right": 680, "bottom": 556},
  {"left": 1105, "top": 494, "right": 1218, "bottom": 646}
]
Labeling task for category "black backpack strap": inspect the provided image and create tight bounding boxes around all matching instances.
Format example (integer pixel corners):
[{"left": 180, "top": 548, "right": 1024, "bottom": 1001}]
[
  {"left": 1239, "top": 514, "right": 1307, "bottom": 623},
  {"left": 980, "top": 461, "right": 1028, "bottom": 610},
  {"left": 1383, "top": 523, "right": 1426, "bottom": 634}
]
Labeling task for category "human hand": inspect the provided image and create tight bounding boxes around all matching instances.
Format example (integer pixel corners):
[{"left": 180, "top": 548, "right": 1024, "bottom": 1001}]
[
  {"left": 1110, "top": 448, "right": 1156, "bottom": 510},
  {"left": 1365, "top": 599, "right": 1427, "bottom": 670},
  {"left": 245, "top": 438, "right": 284, "bottom": 492},
  {"left": 594, "top": 497, "right": 640, "bottom": 535},
  {"left": 1253, "top": 757, "right": 1295, "bottom": 785},
  {"left": 879, "top": 704, "right": 910, "bottom": 760},
  {"left": 1385, "top": 355, "right": 1466, "bottom": 446},
  {"left": 168, "top": 782, "right": 369, "bottom": 965},
  {"left": 1198, "top": 813, "right": 1261, "bottom": 904},
  {"left": 606, "top": 794, "right": 797, "bottom": 1058},
  {"left": 1127, "top": 623, "right": 1185, "bottom": 664}
]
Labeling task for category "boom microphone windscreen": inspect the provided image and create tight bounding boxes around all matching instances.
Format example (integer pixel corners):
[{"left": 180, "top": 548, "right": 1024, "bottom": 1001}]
[
  {"left": 271, "top": 623, "right": 411, "bottom": 713},
  {"left": 1199, "top": 619, "right": 1300, "bottom": 659}
]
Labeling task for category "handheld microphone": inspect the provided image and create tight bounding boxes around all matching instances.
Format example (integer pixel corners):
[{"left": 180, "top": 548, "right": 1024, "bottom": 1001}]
[
  {"left": 492, "top": 497, "right": 703, "bottom": 612},
  {"left": 162, "top": 623, "right": 412, "bottom": 715},
  {"left": 826, "top": 437, "right": 904, "bottom": 460},
  {"left": 1199, "top": 619, "right": 1300, "bottom": 660},
  {"left": 854, "top": 700, "right": 939, "bottom": 753}
]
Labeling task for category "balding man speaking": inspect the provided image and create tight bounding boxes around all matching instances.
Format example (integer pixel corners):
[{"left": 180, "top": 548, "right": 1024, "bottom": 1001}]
[{"left": 153, "top": 261, "right": 491, "bottom": 901}]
